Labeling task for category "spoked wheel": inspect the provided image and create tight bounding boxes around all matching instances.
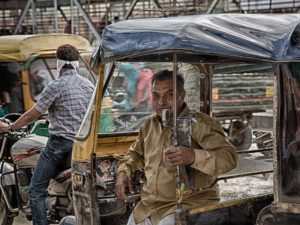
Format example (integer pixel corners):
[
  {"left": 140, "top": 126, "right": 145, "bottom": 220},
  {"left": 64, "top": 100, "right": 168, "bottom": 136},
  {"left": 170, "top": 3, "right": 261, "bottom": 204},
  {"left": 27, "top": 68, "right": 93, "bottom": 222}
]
[{"left": 0, "top": 191, "right": 14, "bottom": 225}]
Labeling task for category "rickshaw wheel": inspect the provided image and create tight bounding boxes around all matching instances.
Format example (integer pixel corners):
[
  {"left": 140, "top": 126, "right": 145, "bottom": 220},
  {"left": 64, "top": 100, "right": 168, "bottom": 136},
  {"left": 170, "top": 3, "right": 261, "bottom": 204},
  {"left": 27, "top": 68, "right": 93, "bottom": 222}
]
[
  {"left": 228, "top": 120, "right": 252, "bottom": 151},
  {"left": 256, "top": 205, "right": 274, "bottom": 225}
]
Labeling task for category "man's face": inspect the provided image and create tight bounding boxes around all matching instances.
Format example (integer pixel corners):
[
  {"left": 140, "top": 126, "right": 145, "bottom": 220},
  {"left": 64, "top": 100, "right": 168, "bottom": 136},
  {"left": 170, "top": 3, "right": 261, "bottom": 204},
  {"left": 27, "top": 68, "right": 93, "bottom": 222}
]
[{"left": 152, "top": 79, "right": 185, "bottom": 118}]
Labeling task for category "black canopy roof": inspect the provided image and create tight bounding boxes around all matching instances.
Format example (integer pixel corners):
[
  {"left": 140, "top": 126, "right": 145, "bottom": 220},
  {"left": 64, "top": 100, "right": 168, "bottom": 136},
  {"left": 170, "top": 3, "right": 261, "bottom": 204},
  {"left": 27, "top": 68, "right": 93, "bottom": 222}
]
[{"left": 98, "top": 14, "right": 300, "bottom": 64}]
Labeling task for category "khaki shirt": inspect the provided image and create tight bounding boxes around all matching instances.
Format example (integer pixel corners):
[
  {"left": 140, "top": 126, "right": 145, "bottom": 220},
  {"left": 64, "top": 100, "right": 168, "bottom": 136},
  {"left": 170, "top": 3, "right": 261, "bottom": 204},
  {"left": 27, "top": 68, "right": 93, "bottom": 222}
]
[{"left": 118, "top": 105, "right": 237, "bottom": 225}]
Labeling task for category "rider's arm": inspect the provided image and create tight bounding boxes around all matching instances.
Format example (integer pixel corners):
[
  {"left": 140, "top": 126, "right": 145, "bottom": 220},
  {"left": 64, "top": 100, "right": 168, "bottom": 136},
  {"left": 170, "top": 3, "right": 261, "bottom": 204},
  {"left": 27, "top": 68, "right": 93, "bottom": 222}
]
[
  {"left": 117, "top": 128, "right": 145, "bottom": 177},
  {"left": 9, "top": 105, "right": 41, "bottom": 131},
  {"left": 116, "top": 125, "right": 146, "bottom": 201}
]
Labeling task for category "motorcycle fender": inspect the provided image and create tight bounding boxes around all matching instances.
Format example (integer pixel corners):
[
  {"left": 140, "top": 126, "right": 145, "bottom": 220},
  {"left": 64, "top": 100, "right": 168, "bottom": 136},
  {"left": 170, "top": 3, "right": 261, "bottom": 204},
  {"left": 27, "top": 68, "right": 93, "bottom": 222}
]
[{"left": 0, "top": 161, "right": 16, "bottom": 186}]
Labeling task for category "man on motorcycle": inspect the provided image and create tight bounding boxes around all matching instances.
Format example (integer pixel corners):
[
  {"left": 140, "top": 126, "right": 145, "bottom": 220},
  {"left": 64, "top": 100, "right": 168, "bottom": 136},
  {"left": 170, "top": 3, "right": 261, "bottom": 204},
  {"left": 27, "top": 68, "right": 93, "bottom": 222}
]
[{"left": 0, "top": 44, "right": 94, "bottom": 225}]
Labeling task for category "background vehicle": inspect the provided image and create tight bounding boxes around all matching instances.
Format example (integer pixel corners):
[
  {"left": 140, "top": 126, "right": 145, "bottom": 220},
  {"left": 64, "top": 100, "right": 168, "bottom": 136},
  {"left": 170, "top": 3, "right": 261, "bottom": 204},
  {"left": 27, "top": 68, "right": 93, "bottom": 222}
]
[
  {"left": 0, "top": 34, "right": 96, "bottom": 120},
  {"left": 0, "top": 114, "right": 72, "bottom": 225},
  {"left": 0, "top": 34, "right": 97, "bottom": 225},
  {"left": 67, "top": 14, "right": 300, "bottom": 225}
]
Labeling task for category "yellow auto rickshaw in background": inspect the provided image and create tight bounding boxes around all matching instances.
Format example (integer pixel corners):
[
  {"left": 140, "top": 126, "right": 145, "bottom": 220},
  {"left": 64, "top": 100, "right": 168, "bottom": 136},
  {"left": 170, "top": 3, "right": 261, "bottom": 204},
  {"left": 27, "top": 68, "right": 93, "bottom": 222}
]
[{"left": 0, "top": 34, "right": 96, "bottom": 118}]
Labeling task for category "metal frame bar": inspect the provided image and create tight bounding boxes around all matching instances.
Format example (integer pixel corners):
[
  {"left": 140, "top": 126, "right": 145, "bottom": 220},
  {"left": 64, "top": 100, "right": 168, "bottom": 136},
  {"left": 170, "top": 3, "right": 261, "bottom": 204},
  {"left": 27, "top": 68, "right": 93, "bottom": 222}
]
[
  {"left": 72, "top": 0, "right": 101, "bottom": 43},
  {"left": 13, "top": 0, "right": 33, "bottom": 34},
  {"left": 124, "top": 0, "right": 140, "bottom": 19}
]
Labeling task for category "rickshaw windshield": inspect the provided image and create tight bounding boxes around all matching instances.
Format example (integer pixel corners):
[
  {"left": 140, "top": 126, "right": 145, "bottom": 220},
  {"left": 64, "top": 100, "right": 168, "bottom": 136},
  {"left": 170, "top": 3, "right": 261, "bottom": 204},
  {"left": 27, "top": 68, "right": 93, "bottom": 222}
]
[
  {"left": 98, "top": 61, "right": 274, "bottom": 138},
  {"left": 98, "top": 61, "right": 202, "bottom": 135}
]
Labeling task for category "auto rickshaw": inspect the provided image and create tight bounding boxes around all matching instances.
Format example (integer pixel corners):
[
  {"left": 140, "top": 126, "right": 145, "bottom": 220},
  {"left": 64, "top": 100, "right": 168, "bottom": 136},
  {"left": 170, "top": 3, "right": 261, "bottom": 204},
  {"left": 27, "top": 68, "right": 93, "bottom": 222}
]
[
  {"left": 69, "top": 14, "right": 300, "bottom": 225},
  {"left": 0, "top": 34, "right": 96, "bottom": 116}
]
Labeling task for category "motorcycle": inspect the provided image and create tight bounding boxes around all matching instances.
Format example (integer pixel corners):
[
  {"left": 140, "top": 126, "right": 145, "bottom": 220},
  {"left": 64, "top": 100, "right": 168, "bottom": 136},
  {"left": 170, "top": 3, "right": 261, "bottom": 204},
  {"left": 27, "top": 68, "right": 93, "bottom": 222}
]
[{"left": 0, "top": 113, "right": 73, "bottom": 225}]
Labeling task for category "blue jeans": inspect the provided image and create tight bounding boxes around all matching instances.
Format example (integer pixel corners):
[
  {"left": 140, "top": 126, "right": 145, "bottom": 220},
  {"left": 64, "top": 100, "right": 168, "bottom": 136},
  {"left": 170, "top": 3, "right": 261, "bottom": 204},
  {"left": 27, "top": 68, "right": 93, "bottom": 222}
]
[{"left": 28, "top": 135, "right": 73, "bottom": 225}]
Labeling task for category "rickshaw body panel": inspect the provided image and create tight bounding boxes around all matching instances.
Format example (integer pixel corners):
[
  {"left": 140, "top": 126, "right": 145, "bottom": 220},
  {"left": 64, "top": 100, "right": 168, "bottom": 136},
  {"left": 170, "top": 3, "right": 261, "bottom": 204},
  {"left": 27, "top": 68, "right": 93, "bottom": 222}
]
[{"left": 72, "top": 14, "right": 300, "bottom": 225}]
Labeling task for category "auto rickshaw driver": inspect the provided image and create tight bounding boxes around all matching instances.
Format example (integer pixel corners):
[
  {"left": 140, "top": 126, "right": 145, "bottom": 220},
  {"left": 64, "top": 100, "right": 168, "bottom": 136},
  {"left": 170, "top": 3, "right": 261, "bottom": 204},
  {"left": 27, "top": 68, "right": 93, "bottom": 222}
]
[{"left": 115, "top": 69, "right": 238, "bottom": 225}]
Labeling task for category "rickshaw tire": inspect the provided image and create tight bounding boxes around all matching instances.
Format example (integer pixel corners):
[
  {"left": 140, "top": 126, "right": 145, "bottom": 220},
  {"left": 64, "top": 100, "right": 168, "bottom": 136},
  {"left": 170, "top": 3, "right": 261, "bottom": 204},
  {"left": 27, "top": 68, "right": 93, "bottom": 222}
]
[{"left": 256, "top": 205, "right": 274, "bottom": 225}]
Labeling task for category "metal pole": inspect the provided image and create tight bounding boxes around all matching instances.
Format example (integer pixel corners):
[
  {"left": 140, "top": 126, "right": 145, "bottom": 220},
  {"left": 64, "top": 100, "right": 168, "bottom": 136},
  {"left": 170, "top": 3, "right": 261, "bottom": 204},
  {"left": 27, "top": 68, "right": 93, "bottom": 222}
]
[
  {"left": 124, "top": 0, "right": 139, "bottom": 19},
  {"left": 173, "top": 54, "right": 178, "bottom": 142},
  {"left": 54, "top": 0, "right": 58, "bottom": 33},
  {"left": 71, "top": 0, "right": 74, "bottom": 34},
  {"left": 151, "top": 0, "right": 166, "bottom": 17},
  {"left": 123, "top": 0, "right": 126, "bottom": 19},
  {"left": 32, "top": 0, "right": 36, "bottom": 34},
  {"left": 13, "top": 0, "right": 33, "bottom": 34},
  {"left": 73, "top": 0, "right": 101, "bottom": 43},
  {"left": 206, "top": 0, "right": 221, "bottom": 14}
]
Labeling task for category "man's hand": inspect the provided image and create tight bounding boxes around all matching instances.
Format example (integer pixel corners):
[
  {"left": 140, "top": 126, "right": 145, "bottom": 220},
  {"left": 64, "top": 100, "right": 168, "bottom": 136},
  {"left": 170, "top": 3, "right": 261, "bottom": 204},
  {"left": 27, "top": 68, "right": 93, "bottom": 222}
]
[
  {"left": 0, "top": 121, "right": 9, "bottom": 133},
  {"left": 166, "top": 146, "right": 195, "bottom": 166},
  {"left": 115, "top": 171, "right": 134, "bottom": 202}
]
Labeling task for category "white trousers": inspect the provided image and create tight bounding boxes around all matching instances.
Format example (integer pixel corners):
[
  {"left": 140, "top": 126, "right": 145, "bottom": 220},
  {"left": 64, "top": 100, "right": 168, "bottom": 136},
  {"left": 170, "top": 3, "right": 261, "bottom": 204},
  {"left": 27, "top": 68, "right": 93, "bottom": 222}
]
[{"left": 126, "top": 213, "right": 175, "bottom": 225}]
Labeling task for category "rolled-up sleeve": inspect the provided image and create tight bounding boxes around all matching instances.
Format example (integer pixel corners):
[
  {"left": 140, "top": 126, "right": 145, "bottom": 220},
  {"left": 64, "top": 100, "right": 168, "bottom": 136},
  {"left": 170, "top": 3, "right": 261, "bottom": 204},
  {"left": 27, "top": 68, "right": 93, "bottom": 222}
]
[{"left": 35, "top": 81, "right": 60, "bottom": 113}]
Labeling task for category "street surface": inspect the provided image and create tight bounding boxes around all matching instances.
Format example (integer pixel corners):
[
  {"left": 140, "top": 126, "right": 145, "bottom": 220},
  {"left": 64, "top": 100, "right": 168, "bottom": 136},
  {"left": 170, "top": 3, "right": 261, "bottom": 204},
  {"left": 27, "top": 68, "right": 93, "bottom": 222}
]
[
  {"left": 14, "top": 213, "right": 30, "bottom": 225},
  {"left": 14, "top": 213, "right": 56, "bottom": 225}
]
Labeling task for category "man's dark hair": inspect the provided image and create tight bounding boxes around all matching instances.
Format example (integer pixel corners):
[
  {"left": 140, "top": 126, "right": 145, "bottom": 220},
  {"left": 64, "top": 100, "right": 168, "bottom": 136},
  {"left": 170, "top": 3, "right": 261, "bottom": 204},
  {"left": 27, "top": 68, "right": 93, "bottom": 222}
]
[
  {"left": 56, "top": 44, "right": 79, "bottom": 69},
  {"left": 151, "top": 69, "right": 184, "bottom": 91}
]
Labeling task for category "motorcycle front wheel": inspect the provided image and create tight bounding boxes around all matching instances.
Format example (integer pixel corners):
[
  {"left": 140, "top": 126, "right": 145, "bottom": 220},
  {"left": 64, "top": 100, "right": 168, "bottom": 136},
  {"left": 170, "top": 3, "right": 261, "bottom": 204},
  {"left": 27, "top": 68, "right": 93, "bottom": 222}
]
[{"left": 0, "top": 190, "right": 14, "bottom": 225}]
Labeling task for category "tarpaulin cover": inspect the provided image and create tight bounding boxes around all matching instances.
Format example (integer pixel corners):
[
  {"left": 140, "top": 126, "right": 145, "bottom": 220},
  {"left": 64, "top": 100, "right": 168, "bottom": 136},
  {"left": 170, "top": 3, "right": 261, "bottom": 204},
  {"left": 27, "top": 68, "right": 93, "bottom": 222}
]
[{"left": 99, "top": 14, "right": 300, "bottom": 63}]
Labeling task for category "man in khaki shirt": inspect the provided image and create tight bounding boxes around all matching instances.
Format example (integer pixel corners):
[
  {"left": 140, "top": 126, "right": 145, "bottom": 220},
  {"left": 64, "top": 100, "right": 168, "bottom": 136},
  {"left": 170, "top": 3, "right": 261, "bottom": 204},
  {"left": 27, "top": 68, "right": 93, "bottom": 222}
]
[{"left": 116, "top": 69, "right": 238, "bottom": 225}]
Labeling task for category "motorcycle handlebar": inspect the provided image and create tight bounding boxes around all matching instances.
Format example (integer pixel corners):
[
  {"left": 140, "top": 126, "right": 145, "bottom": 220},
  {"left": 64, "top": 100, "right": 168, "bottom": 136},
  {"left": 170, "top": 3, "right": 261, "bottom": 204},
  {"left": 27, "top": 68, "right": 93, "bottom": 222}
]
[{"left": 0, "top": 117, "right": 49, "bottom": 138}]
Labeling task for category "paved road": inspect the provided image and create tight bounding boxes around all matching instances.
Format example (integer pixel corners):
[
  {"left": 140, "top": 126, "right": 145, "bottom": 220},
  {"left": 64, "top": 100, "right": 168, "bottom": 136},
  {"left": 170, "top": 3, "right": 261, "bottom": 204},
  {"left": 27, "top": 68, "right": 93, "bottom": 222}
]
[
  {"left": 14, "top": 213, "right": 56, "bottom": 225},
  {"left": 14, "top": 213, "right": 30, "bottom": 225}
]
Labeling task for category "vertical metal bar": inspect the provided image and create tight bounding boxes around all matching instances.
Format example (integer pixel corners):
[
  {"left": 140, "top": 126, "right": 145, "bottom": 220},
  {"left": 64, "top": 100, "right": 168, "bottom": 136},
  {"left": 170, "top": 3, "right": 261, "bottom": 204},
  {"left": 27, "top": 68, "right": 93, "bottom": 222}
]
[
  {"left": 73, "top": 0, "right": 102, "bottom": 43},
  {"left": 71, "top": 0, "right": 74, "bottom": 34},
  {"left": 13, "top": 0, "right": 33, "bottom": 34},
  {"left": 76, "top": 3, "right": 80, "bottom": 35},
  {"left": 105, "top": 0, "right": 108, "bottom": 25},
  {"left": 151, "top": 0, "right": 165, "bottom": 17},
  {"left": 54, "top": 0, "right": 58, "bottom": 33},
  {"left": 124, "top": 0, "right": 139, "bottom": 19},
  {"left": 0, "top": 136, "right": 8, "bottom": 160},
  {"left": 87, "top": 0, "right": 91, "bottom": 37},
  {"left": 172, "top": 55, "right": 181, "bottom": 224},
  {"left": 32, "top": 0, "right": 36, "bottom": 34},
  {"left": 173, "top": 54, "right": 178, "bottom": 145},
  {"left": 206, "top": 0, "right": 221, "bottom": 14},
  {"left": 123, "top": 0, "right": 126, "bottom": 19}
]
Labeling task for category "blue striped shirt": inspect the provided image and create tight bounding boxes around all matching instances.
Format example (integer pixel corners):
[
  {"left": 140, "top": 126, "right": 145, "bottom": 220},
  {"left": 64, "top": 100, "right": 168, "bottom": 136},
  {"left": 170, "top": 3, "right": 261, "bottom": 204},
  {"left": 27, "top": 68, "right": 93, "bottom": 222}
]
[{"left": 35, "top": 69, "right": 94, "bottom": 140}]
